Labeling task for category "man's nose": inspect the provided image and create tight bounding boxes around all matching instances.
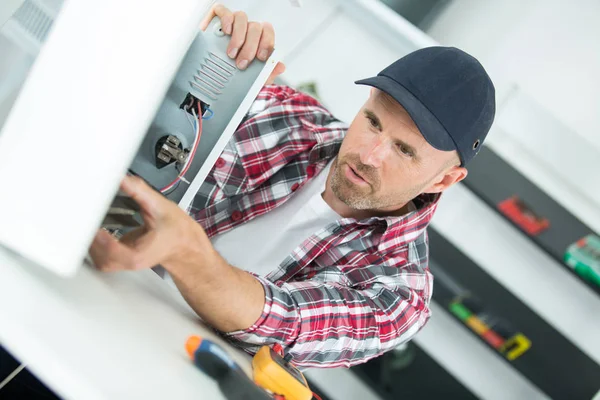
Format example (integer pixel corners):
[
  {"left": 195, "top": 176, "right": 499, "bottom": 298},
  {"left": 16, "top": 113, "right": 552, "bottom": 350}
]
[{"left": 360, "top": 135, "right": 388, "bottom": 168}]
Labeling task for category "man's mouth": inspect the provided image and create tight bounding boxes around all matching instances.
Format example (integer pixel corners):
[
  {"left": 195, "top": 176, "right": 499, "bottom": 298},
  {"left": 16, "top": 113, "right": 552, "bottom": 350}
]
[{"left": 344, "top": 163, "right": 369, "bottom": 186}]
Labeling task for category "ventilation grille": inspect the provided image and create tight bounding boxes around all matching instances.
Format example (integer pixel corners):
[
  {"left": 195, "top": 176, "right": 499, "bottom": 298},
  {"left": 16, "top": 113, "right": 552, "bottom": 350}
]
[
  {"left": 13, "top": 0, "right": 53, "bottom": 44},
  {"left": 190, "top": 52, "right": 237, "bottom": 101}
]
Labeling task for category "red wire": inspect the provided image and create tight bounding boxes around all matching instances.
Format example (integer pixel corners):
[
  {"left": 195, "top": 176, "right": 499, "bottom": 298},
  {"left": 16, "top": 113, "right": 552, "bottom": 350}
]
[
  {"left": 312, "top": 392, "right": 323, "bottom": 400},
  {"left": 160, "top": 112, "right": 203, "bottom": 193}
]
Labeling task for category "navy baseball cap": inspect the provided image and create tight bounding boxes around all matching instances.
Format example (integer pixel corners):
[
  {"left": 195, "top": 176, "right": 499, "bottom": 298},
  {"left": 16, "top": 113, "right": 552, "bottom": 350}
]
[{"left": 355, "top": 46, "right": 495, "bottom": 166}]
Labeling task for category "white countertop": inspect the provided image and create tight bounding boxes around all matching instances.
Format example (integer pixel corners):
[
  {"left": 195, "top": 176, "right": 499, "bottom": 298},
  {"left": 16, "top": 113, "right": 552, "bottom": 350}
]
[{"left": 0, "top": 248, "right": 252, "bottom": 400}]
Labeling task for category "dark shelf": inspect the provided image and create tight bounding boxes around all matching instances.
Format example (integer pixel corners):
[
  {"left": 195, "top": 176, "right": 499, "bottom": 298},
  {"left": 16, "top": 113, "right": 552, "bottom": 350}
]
[
  {"left": 352, "top": 342, "right": 478, "bottom": 400},
  {"left": 428, "top": 228, "right": 600, "bottom": 400},
  {"left": 463, "top": 146, "right": 600, "bottom": 295}
]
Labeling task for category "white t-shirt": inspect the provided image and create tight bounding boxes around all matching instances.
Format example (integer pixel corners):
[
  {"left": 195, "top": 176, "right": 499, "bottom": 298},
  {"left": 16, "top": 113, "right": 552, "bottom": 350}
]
[
  {"left": 163, "top": 158, "right": 339, "bottom": 287},
  {"left": 210, "top": 158, "right": 339, "bottom": 276}
]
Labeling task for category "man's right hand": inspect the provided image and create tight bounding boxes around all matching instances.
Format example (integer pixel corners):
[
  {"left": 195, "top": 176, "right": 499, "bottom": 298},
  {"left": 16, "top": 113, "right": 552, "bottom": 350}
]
[{"left": 200, "top": 3, "right": 286, "bottom": 84}]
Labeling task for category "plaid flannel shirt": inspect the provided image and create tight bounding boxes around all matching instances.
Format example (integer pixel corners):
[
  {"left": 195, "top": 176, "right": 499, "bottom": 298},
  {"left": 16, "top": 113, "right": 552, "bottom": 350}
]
[{"left": 189, "top": 85, "right": 439, "bottom": 368}]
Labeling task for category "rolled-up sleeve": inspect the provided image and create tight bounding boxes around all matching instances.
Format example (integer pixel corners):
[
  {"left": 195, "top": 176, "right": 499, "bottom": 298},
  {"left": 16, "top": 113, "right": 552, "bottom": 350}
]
[{"left": 224, "top": 268, "right": 432, "bottom": 369}]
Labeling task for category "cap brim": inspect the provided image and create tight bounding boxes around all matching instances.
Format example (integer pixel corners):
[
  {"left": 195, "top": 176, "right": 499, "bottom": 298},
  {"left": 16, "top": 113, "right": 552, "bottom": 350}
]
[{"left": 355, "top": 76, "right": 457, "bottom": 153}]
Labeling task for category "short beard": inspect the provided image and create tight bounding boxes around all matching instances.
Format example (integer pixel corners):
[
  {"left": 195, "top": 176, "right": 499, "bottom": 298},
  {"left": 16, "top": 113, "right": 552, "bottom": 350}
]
[
  {"left": 330, "top": 154, "right": 428, "bottom": 211},
  {"left": 330, "top": 155, "right": 386, "bottom": 210}
]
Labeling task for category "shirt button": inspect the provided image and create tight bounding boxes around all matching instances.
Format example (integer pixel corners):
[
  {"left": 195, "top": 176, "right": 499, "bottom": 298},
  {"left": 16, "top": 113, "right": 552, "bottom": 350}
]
[
  {"left": 231, "top": 210, "right": 243, "bottom": 221},
  {"left": 291, "top": 183, "right": 300, "bottom": 192},
  {"left": 306, "top": 165, "right": 316, "bottom": 178},
  {"left": 215, "top": 157, "right": 226, "bottom": 168}
]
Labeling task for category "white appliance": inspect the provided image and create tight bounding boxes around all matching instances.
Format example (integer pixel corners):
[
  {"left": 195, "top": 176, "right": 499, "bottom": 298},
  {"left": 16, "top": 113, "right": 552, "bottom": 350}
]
[{"left": 0, "top": 0, "right": 283, "bottom": 276}]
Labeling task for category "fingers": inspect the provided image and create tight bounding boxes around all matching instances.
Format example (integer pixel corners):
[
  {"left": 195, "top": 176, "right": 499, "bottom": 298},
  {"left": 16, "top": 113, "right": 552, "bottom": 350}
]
[
  {"left": 257, "top": 22, "right": 275, "bottom": 62},
  {"left": 90, "top": 227, "right": 163, "bottom": 272},
  {"left": 120, "top": 227, "right": 161, "bottom": 261},
  {"left": 236, "top": 22, "right": 262, "bottom": 70},
  {"left": 202, "top": 5, "right": 275, "bottom": 70},
  {"left": 200, "top": 3, "right": 233, "bottom": 32},
  {"left": 120, "top": 175, "right": 165, "bottom": 221},
  {"left": 89, "top": 229, "right": 139, "bottom": 272},
  {"left": 213, "top": 4, "right": 234, "bottom": 34},
  {"left": 227, "top": 11, "right": 248, "bottom": 60}
]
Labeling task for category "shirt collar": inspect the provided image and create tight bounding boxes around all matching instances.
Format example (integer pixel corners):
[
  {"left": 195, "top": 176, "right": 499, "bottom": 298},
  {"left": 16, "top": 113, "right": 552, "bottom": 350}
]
[
  {"left": 345, "top": 193, "right": 440, "bottom": 253},
  {"left": 307, "top": 121, "right": 346, "bottom": 164},
  {"left": 376, "top": 193, "right": 440, "bottom": 252}
]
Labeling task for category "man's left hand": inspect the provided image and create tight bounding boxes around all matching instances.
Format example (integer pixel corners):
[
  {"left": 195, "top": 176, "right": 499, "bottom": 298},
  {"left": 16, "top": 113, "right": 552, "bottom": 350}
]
[{"left": 200, "top": 3, "right": 285, "bottom": 83}]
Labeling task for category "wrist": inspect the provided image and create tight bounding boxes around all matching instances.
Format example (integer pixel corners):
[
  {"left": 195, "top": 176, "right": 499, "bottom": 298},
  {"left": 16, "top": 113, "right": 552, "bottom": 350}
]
[
  {"left": 163, "top": 223, "right": 223, "bottom": 277},
  {"left": 163, "top": 250, "right": 229, "bottom": 287}
]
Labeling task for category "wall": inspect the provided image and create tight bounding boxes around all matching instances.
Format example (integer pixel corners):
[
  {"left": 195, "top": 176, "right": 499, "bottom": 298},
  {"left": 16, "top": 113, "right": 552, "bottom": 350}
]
[
  {"left": 429, "top": 0, "right": 600, "bottom": 146},
  {"left": 427, "top": 0, "right": 600, "bottom": 232}
]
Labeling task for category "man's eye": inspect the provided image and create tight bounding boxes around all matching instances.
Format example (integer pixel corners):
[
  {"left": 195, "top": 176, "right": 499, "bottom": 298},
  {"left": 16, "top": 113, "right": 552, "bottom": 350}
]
[
  {"left": 367, "top": 116, "right": 379, "bottom": 129},
  {"left": 398, "top": 144, "right": 414, "bottom": 157}
]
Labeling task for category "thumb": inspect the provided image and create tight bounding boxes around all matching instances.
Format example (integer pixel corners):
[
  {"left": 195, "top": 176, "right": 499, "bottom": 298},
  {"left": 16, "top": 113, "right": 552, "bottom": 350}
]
[
  {"left": 200, "top": 4, "right": 230, "bottom": 32},
  {"left": 119, "top": 175, "right": 167, "bottom": 220},
  {"left": 266, "top": 62, "right": 286, "bottom": 85},
  {"left": 199, "top": 7, "right": 216, "bottom": 31}
]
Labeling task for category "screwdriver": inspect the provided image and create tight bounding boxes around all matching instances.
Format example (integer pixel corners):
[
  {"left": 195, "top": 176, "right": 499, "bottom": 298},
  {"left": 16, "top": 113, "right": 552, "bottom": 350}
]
[{"left": 186, "top": 336, "right": 274, "bottom": 400}]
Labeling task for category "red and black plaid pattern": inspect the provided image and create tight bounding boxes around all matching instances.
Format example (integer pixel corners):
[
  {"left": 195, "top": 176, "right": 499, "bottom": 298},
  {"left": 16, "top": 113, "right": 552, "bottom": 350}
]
[{"left": 189, "top": 85, "right": 439, "bottom": 368}]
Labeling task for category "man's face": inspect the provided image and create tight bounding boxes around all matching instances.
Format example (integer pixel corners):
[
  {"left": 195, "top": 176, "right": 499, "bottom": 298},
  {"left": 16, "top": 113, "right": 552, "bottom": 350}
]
[{"left": 330, "top": 89, "right": 465, "bottom": 212}]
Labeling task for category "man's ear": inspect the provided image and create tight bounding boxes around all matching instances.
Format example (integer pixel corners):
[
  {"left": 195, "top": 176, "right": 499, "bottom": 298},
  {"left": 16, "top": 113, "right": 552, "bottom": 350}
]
[{"left": 424, "top": 167, "right": 468, "bottom": 194}]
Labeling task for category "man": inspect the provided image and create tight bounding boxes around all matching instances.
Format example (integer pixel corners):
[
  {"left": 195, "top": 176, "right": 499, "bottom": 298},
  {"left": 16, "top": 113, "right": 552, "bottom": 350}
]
[{"left": 90, "top": 4, "right": 496, "bottom": 369}]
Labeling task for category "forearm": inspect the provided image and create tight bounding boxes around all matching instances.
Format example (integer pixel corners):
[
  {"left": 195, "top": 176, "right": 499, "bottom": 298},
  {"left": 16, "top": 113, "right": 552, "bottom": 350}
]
[
  {"left": 223, "top": 278, "right": 431, "bottom": 368},
  {"left": 163, "top": 246, "right": 265, "bottom": 333}
]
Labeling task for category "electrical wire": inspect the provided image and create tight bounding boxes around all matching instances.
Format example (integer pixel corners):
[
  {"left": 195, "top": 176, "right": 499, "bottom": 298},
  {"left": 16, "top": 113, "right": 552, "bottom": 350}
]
[
  {"left": 185, "top": 110, "right": 197, "bottom": 131},
  {"left": 202, "top": 108, "right": 214, "bottom": 120},
  {"left": 160, "top": 109, "right": 201, "bottom": 193},
  {"left": 160, "top": 108, "right": 203, "bottom": 193}
]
